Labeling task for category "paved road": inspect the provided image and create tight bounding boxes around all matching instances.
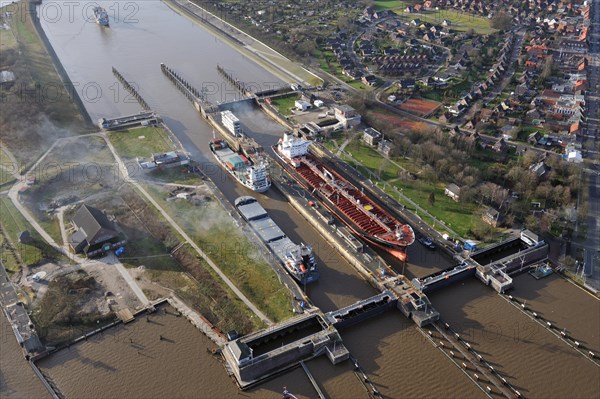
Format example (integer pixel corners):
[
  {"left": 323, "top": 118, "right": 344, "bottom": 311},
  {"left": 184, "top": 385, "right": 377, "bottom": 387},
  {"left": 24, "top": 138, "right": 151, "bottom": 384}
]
[{"left": 574, "top": 0, "right": 600, "bottom": 291}]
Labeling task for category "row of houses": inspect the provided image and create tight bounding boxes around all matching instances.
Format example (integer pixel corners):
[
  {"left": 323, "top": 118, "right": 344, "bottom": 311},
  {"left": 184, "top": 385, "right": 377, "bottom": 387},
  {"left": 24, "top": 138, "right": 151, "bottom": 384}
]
[
  {"left": 323, "top": 32, "right": 368, "bottom": 82},
  {"left": 441, "top": 34, "right": 515, "bottom": 119},
  {"left": 374, "top": 54, "right": 429, "bottom": 76}
]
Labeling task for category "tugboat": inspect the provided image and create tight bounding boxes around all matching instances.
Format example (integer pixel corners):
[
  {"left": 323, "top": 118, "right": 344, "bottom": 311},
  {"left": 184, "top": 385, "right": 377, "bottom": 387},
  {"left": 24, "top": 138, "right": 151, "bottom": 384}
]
[
  {"left": 93, "top": 6, "right": 109, "bottom": 27},
  {"left": 210, "top": 138, "right": 271, "bottom": 193},
  {"left": 274, "top": 132, "right": 415, "bottom": 262}
]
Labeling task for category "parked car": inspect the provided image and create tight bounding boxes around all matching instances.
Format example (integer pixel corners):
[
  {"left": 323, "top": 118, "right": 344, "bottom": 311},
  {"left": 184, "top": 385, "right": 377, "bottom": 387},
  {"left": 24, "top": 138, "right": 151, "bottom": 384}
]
[{"left": 418, "top": 236, "right": 436, "bottom": 250}]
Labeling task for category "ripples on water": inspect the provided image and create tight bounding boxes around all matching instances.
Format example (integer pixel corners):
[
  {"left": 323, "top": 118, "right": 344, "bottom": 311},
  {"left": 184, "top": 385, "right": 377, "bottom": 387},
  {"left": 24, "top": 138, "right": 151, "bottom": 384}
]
[{"left": 430, "top": 278, "right": 600, "bottom": 398}]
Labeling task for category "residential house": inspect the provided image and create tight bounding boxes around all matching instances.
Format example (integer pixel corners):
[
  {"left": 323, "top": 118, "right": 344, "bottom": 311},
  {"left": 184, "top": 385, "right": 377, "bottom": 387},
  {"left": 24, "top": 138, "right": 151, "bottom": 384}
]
[
  {"left": 479, "top": 108, "right": 495, "bottom": 123},
  {"left": 363, "top": 127, "right": 382, "bottom": 146},
  {"left": 482, "top": 207, "right": 503, "bottom": 227},
  {"left": 67, "top": 204, "right": 125, "bottom": 258},
  {"left": 530, "top": 161, "right": 550, "bottom": 179},
  {"left": 398, "top": 79, "right": 416, "bottom": 89},
  {"left": 492, "top": 138, "right": 509, "bottom": 153},
  {"left": 444, "top": 184, "right": 461, "bottom": 202},
  {"left": 527, "top": 131, "right": 543, "bottom": 145},
  {"left": 362, "top": 75, "right": 378, "bottom": 86}
]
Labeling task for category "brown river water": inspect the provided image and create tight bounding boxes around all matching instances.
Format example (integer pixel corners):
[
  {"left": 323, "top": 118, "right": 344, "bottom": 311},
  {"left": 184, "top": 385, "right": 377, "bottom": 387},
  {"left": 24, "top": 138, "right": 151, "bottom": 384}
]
[{"left": 1, "top": 1, "right": 599, "bottom": 398}]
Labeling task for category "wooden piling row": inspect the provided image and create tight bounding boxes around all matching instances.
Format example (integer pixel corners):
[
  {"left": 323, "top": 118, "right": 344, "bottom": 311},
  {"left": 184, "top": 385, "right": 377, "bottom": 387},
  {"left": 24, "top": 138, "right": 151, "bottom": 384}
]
[
  {"left": 112, "top": 67, "right": 150, "bottom": 110},
  {"left": 216, "top": 64, "right": 251, "bottom": 97}
]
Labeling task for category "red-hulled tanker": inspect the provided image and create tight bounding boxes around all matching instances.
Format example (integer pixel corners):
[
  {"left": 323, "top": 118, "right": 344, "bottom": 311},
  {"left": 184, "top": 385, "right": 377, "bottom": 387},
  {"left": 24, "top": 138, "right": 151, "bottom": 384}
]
[{"left": 274, "top": 133, "right": 415, "bottom": 262}]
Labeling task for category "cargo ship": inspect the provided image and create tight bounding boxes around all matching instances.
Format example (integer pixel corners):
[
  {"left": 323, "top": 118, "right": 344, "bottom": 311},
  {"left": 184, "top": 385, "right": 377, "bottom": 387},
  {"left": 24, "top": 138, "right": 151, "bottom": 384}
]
[
  {"left": 235, "top": 196, "right": 318, "bottom": 284},
  {"left": 274, "top": 133, "right": 415, "bottom": 262},
  {"left": 210, "top": 139, "right": 271, "bottom": 192},
  {"left": 93, "top": 6, "right": 109, "bottom": 27}
]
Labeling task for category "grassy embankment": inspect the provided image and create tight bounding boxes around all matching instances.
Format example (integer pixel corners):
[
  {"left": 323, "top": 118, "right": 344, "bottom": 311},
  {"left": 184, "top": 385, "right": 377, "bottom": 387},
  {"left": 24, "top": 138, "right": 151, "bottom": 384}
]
[
  {"left": 324, "top": 137, "right": 489, "bottom": 239},
  {"left": 0, "top": 148, "right": 16, "bottom": 187},
  {"left": 0, "top": 197, "right": 69, "bottom": 274},
  {"left": 0, "top": 1, "right": 88, "bottom": 169},
  {"left": 375, "top": 0, "right": 496, "bottom": 35},
  {"left": 269, "top": 93, "right": 300, "bottom": 116},
  {"left": 143, "top": 183, "right": 293, "bottom": 323},
  {"left": 108, "top": 130, "right": 293, "bottom": 325}
]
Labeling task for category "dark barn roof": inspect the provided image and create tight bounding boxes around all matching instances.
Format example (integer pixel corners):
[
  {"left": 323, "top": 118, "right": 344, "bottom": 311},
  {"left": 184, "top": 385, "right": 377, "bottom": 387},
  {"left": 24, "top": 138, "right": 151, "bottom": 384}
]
[{"left": 69, "top": 205, "right": 118, "bottom": 251}]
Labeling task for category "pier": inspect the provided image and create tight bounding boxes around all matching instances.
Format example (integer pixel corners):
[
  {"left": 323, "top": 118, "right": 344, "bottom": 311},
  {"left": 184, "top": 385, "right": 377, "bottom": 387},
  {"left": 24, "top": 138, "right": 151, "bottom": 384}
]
[
  {"left": 160, "top": 63, "right": 218, "bottom": 117},
  {"left": 427, "top": 322, "right": 517, "bottom": 398},
  {"left": 299, "top": 361, "right": 326, "bottom": 399},
  {"left": 112, "top": 66, "right": 150, "bottom": 111},
  {"left": 216, "top": 64, "right": 253, "bottom": 97}
]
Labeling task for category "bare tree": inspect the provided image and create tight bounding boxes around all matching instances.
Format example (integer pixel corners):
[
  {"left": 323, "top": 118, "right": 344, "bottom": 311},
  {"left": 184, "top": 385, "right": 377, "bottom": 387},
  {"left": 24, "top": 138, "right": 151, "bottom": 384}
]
[
  {"left": 490, "top": 12, "right": 512, "bottom": 30},
  {"left": 428, "top": 191, "right": 436, "bottom": 207}
]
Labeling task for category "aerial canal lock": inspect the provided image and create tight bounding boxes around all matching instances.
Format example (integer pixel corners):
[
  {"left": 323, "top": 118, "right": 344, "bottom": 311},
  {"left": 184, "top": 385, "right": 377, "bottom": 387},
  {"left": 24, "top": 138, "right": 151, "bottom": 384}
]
[{"left": 156, "top": 62, "right": 556, "bottom": 393}]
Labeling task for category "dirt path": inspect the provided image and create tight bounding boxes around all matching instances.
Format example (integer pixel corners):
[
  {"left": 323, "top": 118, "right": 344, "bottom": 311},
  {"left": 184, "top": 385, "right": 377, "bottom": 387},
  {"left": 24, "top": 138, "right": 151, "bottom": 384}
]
[
  {"left": 4, "top": 131, "right": 272, "bottom": 325},
  {"left": 6, "top": 134, "right": 150, "bottom": 308}
]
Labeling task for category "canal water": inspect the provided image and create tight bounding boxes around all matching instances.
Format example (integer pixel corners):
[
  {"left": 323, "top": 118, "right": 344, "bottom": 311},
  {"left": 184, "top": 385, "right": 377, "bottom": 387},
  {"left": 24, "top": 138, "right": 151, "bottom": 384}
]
[
  {"left": 0, "top": 311, "right": 51, "bottom": 399},
  {"left": 2, "top": 1, "right": 597, "bottom": 398},
  {"left": 429, "top": 277, "right": 600, "bottom": 399}
]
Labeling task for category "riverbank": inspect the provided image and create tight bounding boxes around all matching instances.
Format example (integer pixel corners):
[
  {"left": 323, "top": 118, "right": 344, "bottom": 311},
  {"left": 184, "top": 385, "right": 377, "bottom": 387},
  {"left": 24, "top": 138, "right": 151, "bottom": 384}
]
[
  {"left": 163, "top": 0, "right": 322, "bottom": 87},
  {"left": 0, "top": 1, "right": 90, "bottom": 168}
]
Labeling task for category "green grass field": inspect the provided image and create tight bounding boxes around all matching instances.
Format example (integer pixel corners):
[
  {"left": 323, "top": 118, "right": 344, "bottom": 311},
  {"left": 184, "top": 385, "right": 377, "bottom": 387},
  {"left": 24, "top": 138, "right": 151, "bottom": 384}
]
[
  {"left": 0, "top": 197, "right": 67, "bottom": 273},
  {"left": 342, "top": 140, "right": 402, "bottom": 181},
  {"left": 375, "top": 0, "right": 495, "bottom": 35},
  {"left": 269, "top": 93, "right": 300, "bottom": 116},
  {"left": 108, "top": 126, "right": 174, "bottom": 159},
  {"left": 143, "top": 183, "right": 293, "bottom": 323},
  {"left": 335, "top": 139, "right": 488, "bottom": 239},
  {"left": 389, "top": 180, "right": 483, "bottom": 238}
]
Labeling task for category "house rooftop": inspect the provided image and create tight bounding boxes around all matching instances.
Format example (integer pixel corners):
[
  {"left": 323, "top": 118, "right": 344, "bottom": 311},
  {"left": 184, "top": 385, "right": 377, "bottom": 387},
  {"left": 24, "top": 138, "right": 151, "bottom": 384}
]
[{"left": 69, "top": 204, "right": 118, "bottom": 247}]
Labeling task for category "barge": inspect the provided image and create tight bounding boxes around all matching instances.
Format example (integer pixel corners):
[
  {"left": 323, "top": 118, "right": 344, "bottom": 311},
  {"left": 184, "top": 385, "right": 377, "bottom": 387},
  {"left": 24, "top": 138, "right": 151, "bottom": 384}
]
[{"left": 235, "top": 196, "right": 318, "bottom": 284}]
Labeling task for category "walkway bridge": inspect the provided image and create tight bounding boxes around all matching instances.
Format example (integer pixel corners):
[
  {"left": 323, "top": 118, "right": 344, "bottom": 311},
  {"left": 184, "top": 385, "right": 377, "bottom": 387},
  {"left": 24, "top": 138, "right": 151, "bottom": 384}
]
[{"left": 324, "top": 291, "right": 397, "bottom": 329}]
